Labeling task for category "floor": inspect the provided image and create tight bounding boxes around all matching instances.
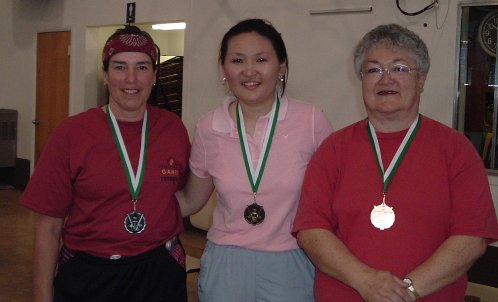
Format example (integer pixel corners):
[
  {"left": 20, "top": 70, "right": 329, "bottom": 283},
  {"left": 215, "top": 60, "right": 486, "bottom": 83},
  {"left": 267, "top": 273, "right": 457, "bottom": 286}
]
[
  {"left": 4, "top": 187, "right": 497, "bottom": 302},
  {"left": 0, "top": 187, "right": 206, "bottom": 302}
]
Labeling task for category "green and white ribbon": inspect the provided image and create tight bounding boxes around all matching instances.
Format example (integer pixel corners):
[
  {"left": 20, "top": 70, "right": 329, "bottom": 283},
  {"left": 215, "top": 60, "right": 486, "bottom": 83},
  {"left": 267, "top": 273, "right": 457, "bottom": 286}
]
[
  {"left": 367, "top": 115, "right": 421, "bottom": 193},
  {"left": 237, "top": 96, "right": 280, "bottom": 194},
  {"left": 107, "top": 105, "right": 149, "bottom": 201}
]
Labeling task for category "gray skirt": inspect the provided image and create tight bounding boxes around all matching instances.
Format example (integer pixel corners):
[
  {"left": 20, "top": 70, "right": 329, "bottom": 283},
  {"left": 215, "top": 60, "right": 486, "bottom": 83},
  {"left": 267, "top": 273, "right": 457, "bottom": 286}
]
[{"left": 198, "top": 241, "right": 315, "bottom": 302}]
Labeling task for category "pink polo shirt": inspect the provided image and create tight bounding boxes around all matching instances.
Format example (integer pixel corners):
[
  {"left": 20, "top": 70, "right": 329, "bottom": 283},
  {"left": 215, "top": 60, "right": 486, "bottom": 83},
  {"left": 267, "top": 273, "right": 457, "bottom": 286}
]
[{"left": 190, "top": 96, "right": 333, "bottom": 251}]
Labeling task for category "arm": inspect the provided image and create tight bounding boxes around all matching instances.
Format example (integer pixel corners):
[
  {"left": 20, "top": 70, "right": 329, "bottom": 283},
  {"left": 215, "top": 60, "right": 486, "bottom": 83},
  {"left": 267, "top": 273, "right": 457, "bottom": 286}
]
[
  {"left": 177, "top": 173, "right": 215, "bottom": 217},
  {"left": 405, "top": 235, "right": 486, "bottom": 299},
  {"left": 297, "top": 228, "right": 413, "bottom": 302},
  {"left": 32, "top": 214, "right": 64, "bottom": 302}
]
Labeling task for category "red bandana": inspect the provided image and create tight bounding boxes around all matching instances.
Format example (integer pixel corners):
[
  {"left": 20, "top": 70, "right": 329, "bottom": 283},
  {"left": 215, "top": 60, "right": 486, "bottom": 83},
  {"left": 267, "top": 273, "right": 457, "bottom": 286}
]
[{"left": 102, "top": 33, "right": 157, "bottom": 63}]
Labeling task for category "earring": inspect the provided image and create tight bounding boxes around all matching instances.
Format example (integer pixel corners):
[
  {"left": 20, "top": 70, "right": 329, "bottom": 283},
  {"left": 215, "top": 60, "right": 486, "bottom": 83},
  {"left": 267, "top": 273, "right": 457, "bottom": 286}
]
[
  {"left": 280, "top": 75, "right": 285, "bottom": 82},
  {"left": 222, "top": 77, "right": 227, "bottom": 84}
]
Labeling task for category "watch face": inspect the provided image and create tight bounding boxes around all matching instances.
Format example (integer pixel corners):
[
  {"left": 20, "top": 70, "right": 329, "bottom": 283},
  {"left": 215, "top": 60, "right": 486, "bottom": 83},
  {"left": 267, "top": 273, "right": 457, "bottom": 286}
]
[{"left": 478, "top": 10, "right": 498, "bottom": 57}]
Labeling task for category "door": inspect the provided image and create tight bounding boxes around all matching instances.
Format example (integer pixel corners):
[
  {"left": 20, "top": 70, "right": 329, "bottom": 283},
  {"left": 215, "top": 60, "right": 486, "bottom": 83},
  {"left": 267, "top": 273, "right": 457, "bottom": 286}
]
[{"left": 34, "top": 31, "right": 70, "bottom": 164}]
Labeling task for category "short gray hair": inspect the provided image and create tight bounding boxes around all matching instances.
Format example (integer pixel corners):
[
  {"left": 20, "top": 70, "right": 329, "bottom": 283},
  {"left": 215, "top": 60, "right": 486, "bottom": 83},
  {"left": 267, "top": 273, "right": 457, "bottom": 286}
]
[{"left": 353, "top": 24, "right": 430, "bottom": 78}]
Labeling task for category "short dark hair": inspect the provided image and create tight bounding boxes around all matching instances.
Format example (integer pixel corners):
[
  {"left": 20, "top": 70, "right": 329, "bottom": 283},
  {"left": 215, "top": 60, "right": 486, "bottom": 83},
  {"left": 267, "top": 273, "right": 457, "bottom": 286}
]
[{"left": 219, "top": 18, "right": 289, "bottom": 94}]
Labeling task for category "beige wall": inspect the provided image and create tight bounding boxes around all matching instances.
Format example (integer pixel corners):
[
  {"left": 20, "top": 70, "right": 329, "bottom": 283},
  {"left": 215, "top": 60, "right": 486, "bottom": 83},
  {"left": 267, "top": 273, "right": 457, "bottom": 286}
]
[{"left": 1, "top": 0, "right": 498, "bottom": 236}]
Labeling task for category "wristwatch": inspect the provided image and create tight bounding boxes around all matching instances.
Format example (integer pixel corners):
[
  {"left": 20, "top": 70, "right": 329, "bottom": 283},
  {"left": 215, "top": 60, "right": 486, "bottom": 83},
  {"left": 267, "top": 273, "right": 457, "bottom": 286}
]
[{"left": 403, "top": 278, "right": 420, "bottom": 300}]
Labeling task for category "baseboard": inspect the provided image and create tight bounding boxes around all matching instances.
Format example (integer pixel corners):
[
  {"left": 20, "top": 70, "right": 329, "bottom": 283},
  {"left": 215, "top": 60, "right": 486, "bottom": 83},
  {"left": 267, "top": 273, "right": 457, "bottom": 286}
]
[{"left": 0, "top": 158, "right": 30, "bottom": 189}]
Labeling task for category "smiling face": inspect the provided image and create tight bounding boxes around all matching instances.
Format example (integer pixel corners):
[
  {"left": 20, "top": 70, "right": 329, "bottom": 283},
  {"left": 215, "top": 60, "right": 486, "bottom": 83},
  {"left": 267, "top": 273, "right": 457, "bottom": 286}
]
[
  {"left": 222, "top": 31, "right": 286, "bottom": 108},
  {"left": 361, "top": 44, "right": 427, "bottom": 131},
  {"left": 104, "top": 52, "right": 156, "bottom": 121}
]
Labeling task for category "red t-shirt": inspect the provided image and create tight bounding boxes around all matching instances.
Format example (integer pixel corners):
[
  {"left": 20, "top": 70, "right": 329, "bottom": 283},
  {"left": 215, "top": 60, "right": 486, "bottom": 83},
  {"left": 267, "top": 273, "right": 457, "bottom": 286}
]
[
  {"left": 293, "top": 116, "right": 498, "bottom": 301},
  {"left": 20, "top": 105, "right": 190, "bottom": 257}
]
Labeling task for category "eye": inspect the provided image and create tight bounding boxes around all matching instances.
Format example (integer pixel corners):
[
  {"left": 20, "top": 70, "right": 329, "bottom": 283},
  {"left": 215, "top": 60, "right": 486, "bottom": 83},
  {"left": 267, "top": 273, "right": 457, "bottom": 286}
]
[
  {"left": 391, "top": 64, "right": 410, "bottom": 73},
  {"left": 231, "top": 58, "right": 243, "bottom": 64},
  {"left": 256, "top": 57, "right": 267, "bottom": 63},
  {"left": 137, "top": 65, "right": 149, "bottom": 71},
  {"left": 365, "top": 66, "right": 382, "bottom": 74},
  {"left": 112, "top": 65, "right": 126, "bottom": 71}
]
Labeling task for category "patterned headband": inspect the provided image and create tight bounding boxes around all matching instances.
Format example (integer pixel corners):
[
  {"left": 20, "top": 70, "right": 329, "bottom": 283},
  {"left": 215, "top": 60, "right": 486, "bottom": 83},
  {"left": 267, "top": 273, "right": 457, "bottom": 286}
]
[{"left": 102, "top": 33, "right": 157, "bottom": 64}]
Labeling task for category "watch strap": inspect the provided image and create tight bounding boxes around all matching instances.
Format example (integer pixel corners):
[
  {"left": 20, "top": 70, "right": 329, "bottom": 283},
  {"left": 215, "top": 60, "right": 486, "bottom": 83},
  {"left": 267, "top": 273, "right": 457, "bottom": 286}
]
[{"left": 403, "top": 278, "right": 420, "bottom": 300}]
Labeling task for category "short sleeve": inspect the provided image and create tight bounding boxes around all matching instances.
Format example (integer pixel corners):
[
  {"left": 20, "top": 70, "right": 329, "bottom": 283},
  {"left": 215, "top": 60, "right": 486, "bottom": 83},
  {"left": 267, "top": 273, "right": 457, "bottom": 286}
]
[
  {"left": 189, "top": 123, "right": 210, "bottom": 179},
  {"left": 19, "top": 123, "right": 73, "bottom": 218},
  {"left": 449, "top": 135, "right": 498, "bottom": 243}
]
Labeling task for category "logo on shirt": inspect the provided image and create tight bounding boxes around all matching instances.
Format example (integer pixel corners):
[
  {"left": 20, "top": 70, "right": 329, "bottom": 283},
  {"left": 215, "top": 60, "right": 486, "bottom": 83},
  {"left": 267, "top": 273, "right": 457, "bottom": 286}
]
[{"left": 160, "top": 157, "right": 182, "bottom": 181}]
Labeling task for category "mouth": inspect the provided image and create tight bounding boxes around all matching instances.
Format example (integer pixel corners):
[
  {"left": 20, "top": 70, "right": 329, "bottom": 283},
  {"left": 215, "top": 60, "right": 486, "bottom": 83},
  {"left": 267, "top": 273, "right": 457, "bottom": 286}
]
[
  {"left": 242, "top": 81, "right": 260, "bottom": 88},
  {"left": 123, "top": 89, "right": 140, "bottom": 94},
  {"left": 377, "top": 90, "right": 398, "bottom": 95}
]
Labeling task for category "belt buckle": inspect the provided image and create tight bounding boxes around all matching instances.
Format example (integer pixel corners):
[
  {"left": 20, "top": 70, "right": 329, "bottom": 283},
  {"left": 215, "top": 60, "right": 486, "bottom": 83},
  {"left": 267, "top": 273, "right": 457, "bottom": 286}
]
[{"left": 109, "top": 254, "right": 122, "bottom": 260}]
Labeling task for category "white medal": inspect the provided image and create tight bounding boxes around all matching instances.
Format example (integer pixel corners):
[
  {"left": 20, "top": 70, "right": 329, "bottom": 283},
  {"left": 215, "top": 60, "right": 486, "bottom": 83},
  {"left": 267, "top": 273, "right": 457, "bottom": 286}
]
[{"left": 370, "top": 195, "right": 395, "bottom": 230}]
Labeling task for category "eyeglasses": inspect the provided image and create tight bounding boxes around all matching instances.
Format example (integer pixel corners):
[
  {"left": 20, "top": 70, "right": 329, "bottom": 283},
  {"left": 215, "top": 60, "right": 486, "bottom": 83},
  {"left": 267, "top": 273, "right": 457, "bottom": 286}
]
[{"left": 360, "top": 63, "right": 418, "bottom": 80}]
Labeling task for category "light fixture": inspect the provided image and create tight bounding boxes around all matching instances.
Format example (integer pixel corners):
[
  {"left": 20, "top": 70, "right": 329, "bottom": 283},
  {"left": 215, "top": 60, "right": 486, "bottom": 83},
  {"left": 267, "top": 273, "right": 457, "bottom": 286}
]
[
  {"left": 152, "top": 22, "right": 186, "bottom": 31},
  {"left": 309, "top": 7, "right": 372, "bottom": 15}
]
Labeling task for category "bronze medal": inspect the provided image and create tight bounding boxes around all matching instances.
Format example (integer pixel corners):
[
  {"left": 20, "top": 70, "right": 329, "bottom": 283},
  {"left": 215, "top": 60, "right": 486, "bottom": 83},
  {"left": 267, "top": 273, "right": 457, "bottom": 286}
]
[{"left": 244, "top": 202, "right": 265, "bottom": 225}]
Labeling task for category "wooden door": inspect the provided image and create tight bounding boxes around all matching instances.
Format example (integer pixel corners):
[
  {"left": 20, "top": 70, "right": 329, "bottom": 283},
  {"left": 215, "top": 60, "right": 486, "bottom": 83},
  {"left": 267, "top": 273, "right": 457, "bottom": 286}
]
[{"left": 34, "top": 31, "right": 70, "bottom": 164}]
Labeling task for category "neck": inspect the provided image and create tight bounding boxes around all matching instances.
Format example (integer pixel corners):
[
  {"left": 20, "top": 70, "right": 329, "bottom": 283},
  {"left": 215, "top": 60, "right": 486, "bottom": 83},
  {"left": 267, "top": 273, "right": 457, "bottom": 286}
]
[
  {"left": 368, "top": 112, "right": 419, "bottom": 133},
  {"left": 229, "top": 98, "right": 276, "bottom": 137},
  {"left": 239, "top": 100, "right": 274, "bottom": 121},
  {"left": 106, "top": 103, "right": 146, "bottom": 122}
]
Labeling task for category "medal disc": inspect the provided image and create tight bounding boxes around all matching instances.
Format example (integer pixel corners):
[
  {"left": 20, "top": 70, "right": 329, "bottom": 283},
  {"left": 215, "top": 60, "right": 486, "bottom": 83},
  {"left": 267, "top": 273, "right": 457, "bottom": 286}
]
[
  {"left": 244, "top": 203, "right": 265, "bottom": 225},
  {"left": 124, "top": 211, "right": 146, "bottom": 234},
  {"left": 370, "top": 204, "right": 395, "bottom": 230}
]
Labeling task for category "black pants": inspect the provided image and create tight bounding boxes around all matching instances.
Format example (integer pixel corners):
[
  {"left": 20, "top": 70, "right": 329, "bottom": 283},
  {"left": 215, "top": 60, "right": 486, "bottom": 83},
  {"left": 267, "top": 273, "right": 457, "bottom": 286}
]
[{"left": 53, "top": 245, "right": 187, "bottom": 302}]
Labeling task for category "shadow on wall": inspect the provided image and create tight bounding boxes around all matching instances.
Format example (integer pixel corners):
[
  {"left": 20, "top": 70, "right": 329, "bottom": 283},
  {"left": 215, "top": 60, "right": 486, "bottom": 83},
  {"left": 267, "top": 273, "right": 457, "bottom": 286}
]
[{"left": 11, "top": 0, "right": 64, "bottom": 49}]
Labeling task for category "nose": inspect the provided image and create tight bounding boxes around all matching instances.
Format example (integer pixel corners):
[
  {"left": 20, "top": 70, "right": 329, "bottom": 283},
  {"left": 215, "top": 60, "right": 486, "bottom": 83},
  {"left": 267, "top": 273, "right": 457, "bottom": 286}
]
[
  {"left": 379, "top": 69, "right": 394, "bottom": 83},
  {"left": 242, "top": 62, "right": 256, "bottom": 76},
  {"left": 125, "top": 69, "right": 138, "bottom": 83}
]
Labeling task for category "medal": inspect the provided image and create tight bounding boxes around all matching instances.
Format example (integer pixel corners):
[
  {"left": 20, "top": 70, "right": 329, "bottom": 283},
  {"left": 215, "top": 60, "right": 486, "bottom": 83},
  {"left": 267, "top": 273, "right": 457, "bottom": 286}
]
[
  {"left": 124, "top": 208, "right": 147, "bottom": 233},
  {"left": 107, "top": 105, "right": 149, "bottom": 234},
  {"left": 244, "top": 202, "right": 266, "bottom": 225},
  {"left": 370, "top": 194, "right": 395, "bottom": 230},
  {"left": 236, "top": 95, "right": 280, "bottom": 225},
  {"left": 367, "top": 115, "right": 421, "bottom": 230}
]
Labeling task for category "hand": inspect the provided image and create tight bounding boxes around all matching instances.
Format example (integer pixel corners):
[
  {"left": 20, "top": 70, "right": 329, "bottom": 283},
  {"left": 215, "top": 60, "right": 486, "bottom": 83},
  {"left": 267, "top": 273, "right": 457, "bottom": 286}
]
[{"left": 357, "top": 270, "right": 414, "bottom": 302}]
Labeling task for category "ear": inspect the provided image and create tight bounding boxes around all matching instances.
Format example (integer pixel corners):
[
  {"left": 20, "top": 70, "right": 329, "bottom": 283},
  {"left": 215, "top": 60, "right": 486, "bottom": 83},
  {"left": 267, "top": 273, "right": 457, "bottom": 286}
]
[
  {"left": 279, "top": 60, "right": 287, "bottom": 78},
  {"left": 417, "top": 73, "right": 427, "bottom": 93}
]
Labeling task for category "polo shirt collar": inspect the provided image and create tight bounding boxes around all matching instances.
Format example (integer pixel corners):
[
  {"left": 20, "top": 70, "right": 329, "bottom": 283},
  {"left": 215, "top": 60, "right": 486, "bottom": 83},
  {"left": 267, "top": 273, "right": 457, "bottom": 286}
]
[{"left": 212, "top": 95, "right": 289, "bottom": 136}]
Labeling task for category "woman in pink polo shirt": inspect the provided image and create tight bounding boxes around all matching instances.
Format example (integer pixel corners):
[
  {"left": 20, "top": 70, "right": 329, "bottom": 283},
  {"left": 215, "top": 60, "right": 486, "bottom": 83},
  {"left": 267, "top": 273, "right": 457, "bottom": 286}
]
[{"left": 179, "top": 18, "right": 333, "bottom": 301}]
